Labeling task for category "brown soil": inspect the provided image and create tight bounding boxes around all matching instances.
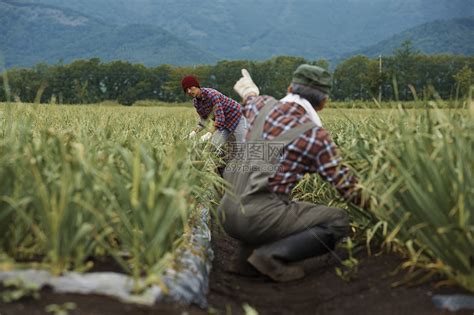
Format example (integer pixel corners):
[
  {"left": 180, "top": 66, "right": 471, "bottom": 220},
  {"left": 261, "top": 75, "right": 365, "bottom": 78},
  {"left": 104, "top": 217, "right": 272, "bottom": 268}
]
[{"left": 0, "top": 225, "right": 471, "bottom": 315}]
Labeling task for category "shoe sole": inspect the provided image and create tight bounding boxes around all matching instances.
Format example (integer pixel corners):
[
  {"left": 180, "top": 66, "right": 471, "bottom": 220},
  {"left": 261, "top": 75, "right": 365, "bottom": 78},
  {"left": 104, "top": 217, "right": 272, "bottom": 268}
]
[{"left": 247, "top": 251, "right": 305, "bottom": 282}]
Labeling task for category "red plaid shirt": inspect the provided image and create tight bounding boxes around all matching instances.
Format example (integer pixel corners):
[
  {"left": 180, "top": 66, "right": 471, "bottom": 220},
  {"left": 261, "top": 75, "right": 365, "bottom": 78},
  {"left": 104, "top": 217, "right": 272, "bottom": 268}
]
[
  {"left": 193, "top": 88, "right": 242, "bottom": 132},
  {"left": 243, "top": 95, "right": 359, "bottom": 202}
]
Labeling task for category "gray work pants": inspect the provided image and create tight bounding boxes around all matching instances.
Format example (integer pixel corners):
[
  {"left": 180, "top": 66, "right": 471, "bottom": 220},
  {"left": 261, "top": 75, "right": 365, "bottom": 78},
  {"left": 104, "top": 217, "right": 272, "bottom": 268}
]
[{"left": 221, "top": 192, "right": 350, "bottom": 246}]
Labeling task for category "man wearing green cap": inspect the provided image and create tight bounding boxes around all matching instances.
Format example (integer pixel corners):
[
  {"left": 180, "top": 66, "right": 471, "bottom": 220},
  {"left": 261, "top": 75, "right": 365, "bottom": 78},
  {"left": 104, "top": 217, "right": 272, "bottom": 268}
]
[{"left": 218, "top": 65, "right": 364, "bottom": 282}]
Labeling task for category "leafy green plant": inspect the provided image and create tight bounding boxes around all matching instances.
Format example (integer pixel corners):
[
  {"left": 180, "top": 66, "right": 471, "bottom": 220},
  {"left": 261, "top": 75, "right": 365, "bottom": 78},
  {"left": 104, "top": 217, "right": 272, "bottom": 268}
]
[
  {"left": 296, "top": 105, "right": 473, "bottom": 291},
  {"left": 45, "top": 302, "right": 77, "bottom": 315},
  {"left": 0, "top": 104, "right": 218, "bottom": 279},
  {"left": 94, "top": 142, "right": 216, "bottom": 280},
  {"left": 1, "top": 278, "right": 40, "bottom": 302},
  {"left": 335, "top": 238, "right": 360, "bottom": 282},
  {"left": 1, "top": 100, "right": 472, "bottom": 294},
  {"left": 348, "top": 106, "right": 473, "bottom": 291}
]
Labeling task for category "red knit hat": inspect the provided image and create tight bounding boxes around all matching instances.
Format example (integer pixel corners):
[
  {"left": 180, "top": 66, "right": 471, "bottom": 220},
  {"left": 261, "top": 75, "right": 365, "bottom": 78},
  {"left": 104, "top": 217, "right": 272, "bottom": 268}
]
[{"left": 181, "top": 76, "right": 200, "bottom": 92}]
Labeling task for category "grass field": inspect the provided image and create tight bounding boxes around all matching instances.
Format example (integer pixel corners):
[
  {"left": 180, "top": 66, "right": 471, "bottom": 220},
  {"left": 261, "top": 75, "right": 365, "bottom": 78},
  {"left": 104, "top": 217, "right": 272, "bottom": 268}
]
[{"left": 0, "top": 101, "right": 472, "bottom": 294}]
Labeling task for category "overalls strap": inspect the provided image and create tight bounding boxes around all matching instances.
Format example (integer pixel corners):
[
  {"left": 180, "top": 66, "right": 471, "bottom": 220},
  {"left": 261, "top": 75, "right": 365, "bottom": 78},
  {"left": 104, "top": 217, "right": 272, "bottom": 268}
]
[
  {"left": 249, "top": 98, "right": 280, "bottom": 141},
  {"left": 247, "top": 98, "right": 318, "bottom": 159}
]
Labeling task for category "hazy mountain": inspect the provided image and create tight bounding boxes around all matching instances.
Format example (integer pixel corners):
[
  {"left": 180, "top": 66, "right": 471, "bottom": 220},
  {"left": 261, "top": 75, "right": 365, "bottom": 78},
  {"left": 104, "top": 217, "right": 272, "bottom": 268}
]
[
  {"left": 0, "top": 0, "right": 217, "bottom": 68},
  {"left": 23, "top": 0, "right": 474, "bottom": 62},
  {"left": 2, "top": 0, "right": 472, "bottom": 68},
  {"left": 351, "top": 16, "right": 474, "bottom": 57}
]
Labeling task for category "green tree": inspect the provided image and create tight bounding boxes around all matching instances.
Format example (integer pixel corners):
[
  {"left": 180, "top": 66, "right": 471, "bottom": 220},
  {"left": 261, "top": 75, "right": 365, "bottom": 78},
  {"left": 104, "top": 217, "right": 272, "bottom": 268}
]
[
  {"left": 2, "top": 53, "right": 473, "bottom": 104},
  {"left": 211, "top": 60, "right": 255, "bottom": 100},
  {"left": 453, "top": 65, "right": 473, "bottom": 99},
  {"left": 254, "top": 56, "right": 307, "bottom": 99},
  {"left": 391, "top": 40, "right": 420, "bottom": 100},
  {"left": 333, "top": 55, "right": 372, "bottom": 100},
  {"left": 162, "top": 66, "right": 195, "bottom": 103},
  {"left": 311, "top": 59, "right": 330, "bottom": 70},
  {"left": 55, "top": 58, "right": 105, "bottom": 104},
  {"left": 102, "top": 61, "right": 147, "bottom": 104},
  {"left": 148, "top": 65, "right": 173, "bottom": 101},
  {"left": 4, "top": 65, "right": 51, "bottom": 103}
]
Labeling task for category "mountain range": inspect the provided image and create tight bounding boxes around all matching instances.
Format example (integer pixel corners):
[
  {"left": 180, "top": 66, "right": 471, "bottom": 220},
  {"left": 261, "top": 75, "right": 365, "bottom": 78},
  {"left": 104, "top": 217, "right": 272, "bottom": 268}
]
[
  {"left": 0, "top": 0, "right": 217, "bottom": 68},
  {"left": 1, "top": 0, "right": 473, "bottom": 68},
  {"left": 352, "top": 16, "right": 474, "bottom": 57}
]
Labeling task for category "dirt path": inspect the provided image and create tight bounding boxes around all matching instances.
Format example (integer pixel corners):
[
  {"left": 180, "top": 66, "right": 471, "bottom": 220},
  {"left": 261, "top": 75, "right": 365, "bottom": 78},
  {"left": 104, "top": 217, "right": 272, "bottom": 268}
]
[
  {"left": 0, "top": 225, "right": 471, "bottom": 315},
  {"left": 205, "top": 227, "right": 470, "bottom": 315}
]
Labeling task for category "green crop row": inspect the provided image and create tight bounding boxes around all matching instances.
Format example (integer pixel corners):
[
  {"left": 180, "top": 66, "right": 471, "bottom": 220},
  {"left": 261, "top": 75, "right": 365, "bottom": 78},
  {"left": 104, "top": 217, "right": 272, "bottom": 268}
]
[
  {"left": 0, "top": 103, "right": 220, "bottom": 283},
  {"left": 1, "top": 100, "right": 472, "bottom": 293},
  {"left": 294, "top": 104, "right": 474, "bottom": 292}
]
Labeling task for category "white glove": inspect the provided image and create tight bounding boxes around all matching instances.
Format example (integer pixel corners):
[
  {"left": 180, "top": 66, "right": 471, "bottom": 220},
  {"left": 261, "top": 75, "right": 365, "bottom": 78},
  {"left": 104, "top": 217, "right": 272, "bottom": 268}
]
[
  {"left": 188, "top": 130, "right": 197, "bottom": 139},
  {"left": 200, "top": 132, "right": 213, "bottom": 142},
  {"left": 233, "top": 69, "right": 259, "bottom": 102}
]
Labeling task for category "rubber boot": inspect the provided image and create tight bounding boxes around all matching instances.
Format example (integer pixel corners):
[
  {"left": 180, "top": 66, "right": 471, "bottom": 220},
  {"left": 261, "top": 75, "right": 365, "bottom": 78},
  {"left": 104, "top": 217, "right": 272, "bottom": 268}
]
[
  {"left": 227, "top": 242, "right": 261, "bottom": 277},
  {"left": 247, "top": 226, "right": 336, "bottom": 282}
]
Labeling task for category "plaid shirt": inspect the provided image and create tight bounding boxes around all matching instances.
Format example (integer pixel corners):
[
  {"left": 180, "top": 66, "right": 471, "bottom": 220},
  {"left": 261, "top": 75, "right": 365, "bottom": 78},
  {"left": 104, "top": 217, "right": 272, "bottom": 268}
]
[
  {"left": 193, "top": 88, "right": 242, "bottom": 132},
  {"left": 243, "top": 95, "right": 359, "bottom": 202}
]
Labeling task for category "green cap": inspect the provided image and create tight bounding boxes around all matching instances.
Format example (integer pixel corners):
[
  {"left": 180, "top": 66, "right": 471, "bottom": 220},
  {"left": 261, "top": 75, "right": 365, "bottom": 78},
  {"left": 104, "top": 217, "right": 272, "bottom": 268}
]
[{"left": 291, "top": 64, "right": 332, "bottom": 94}]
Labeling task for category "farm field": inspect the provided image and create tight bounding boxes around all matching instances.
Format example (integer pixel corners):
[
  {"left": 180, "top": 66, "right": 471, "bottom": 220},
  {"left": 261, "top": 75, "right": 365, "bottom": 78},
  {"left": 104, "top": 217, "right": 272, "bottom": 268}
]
[{"left": 0, "top": 102, "right": 473, "bottom": 314}]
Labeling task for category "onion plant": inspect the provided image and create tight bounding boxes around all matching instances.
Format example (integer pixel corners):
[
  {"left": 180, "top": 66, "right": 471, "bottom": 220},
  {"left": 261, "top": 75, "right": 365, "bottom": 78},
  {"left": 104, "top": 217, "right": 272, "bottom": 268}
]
[
  {"left": 324, "top": 106, "right": 472, "bottom": 292},
  {"left": 94, "top": 141, "right": 219, "bottom": 280},
  {"left": 293, "top": 105, "right": 473, "bottom": 292},
  {"left": 0, "top": 104, "right": 219, "bottom": 279},
  {"left": 369, "top": 107, "right": 473, "bottom": 291}
]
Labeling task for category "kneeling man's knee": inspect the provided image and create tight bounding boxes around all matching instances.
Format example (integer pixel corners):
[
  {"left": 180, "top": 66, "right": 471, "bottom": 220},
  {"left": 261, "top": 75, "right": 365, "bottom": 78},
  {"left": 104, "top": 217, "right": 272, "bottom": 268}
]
[{"left": 328, "top": 209, "right": 351, "bottom": 240}]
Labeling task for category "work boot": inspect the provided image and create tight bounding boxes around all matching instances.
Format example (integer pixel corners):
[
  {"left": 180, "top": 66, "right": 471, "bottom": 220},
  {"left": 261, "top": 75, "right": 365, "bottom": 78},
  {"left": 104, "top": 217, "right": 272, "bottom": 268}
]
[
  {"left": 247, "top": 226, "right": 336, "bottom": 282},
  {"left": 227, "top": 242, "right": 261, "bottom": 277}
]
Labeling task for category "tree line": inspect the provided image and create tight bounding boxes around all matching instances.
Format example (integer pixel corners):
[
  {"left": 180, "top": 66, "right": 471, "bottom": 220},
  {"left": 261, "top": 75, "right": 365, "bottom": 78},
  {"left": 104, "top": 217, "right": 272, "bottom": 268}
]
[{"left": 1, "top": 42, "right": 472, "bottom": 106}]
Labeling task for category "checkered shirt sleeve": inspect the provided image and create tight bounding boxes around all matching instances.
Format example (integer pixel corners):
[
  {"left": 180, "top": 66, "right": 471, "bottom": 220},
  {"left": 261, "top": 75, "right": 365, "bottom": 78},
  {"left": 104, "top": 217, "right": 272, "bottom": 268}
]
[
  {"left": 243, "top": 95, "right": 359, "bottom": 202},
  {"left": 194, "top": 88, "right": 242, "bottom": 132}
]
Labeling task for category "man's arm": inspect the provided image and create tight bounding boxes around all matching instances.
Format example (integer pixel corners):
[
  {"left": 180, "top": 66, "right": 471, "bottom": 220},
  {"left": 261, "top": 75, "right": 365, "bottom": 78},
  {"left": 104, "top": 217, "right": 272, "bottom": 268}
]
[
  {"left": 311, "top": 128, "right": 363, "bottom": 206},
  {"left": 194, "top": 117, "right": 209, "bottom": 133},
  {"left": 212, "top": 95, "right": 226, "bottom": 131}
]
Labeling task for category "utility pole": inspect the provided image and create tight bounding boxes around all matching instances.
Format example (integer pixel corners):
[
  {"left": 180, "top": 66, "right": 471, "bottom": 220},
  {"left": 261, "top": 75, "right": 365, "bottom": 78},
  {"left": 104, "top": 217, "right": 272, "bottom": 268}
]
[{"left": 378, "top": 54, "right": 382, "bottom": 103}]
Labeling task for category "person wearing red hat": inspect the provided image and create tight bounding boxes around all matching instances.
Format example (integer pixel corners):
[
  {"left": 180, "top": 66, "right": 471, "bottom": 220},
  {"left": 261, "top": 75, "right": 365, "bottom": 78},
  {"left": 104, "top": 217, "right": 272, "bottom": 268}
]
[{"left": 181, "top": 75, "right": 248, "bottom": 146}]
